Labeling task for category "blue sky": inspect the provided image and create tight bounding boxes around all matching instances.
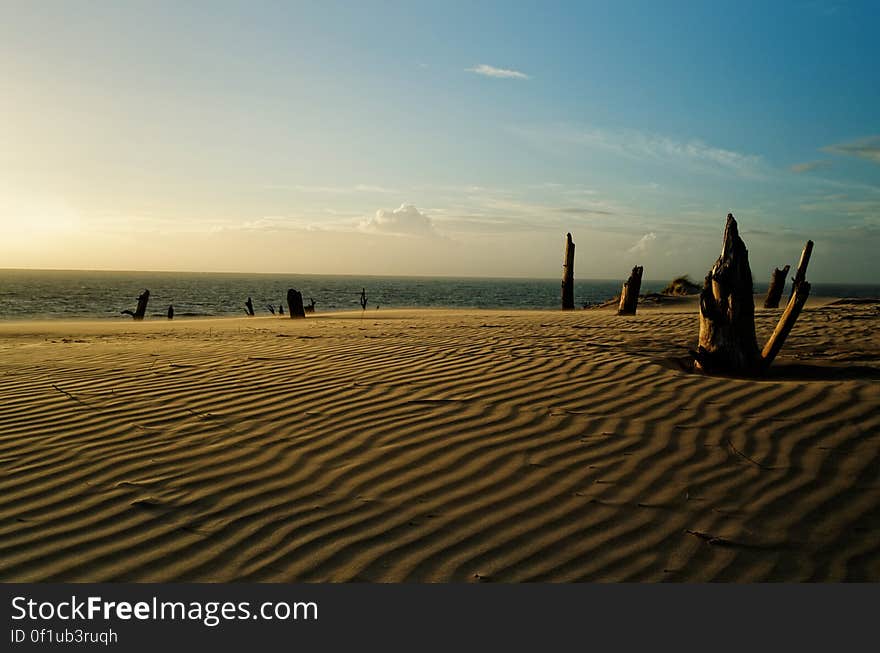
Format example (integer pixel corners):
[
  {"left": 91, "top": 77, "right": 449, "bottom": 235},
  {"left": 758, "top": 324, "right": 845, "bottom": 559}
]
[{"left": 1, "top": 0, "right": 878, "bottom": 281}]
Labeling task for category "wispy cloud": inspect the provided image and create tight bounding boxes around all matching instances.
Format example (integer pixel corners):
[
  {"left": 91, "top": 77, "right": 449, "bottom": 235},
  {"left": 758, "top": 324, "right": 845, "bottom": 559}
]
[
  {"left": 821, "top": 136, "right": 880, "bottom": 164},
  {"left": 511, "top": 124, "right": 764, "bottom": 177},
  {"left": 555, "top": 207, "right": 615, "bottom": 216},
  {"left": 466, "top": 64, "right": 530, "bottom": 79},
  {"left": 791, "top": 160, "right": 831, "bottom": 173},
  {"left": 265, "top": 183, "right": 399, "bottom": 194}
]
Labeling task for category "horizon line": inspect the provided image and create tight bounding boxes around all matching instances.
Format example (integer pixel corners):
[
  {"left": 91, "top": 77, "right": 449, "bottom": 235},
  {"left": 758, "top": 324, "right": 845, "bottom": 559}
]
[{"left": 1, "top": 267, "right": 877, "bottom": 287}]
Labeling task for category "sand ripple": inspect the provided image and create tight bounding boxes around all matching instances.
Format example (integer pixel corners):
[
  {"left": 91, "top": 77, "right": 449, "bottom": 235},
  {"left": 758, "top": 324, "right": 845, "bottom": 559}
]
[{"left": 1, "top": 303, "right": 878, "bottom": 581}]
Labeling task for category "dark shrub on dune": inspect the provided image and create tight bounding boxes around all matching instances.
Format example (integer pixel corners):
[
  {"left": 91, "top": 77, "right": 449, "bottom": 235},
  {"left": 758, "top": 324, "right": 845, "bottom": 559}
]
[{"left": 661, "top": 275, "right": 701, "bottom": 296}]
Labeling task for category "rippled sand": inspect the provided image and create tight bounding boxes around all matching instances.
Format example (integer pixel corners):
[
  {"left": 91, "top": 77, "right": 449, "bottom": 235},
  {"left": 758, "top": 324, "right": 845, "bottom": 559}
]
[{"left": 1, "top": 299, "right": 878, "bottom": 581}]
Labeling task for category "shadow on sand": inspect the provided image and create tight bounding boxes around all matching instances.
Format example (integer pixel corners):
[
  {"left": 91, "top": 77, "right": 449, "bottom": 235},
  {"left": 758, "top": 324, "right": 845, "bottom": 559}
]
[{"left": 656, "top": 356, "right": 880, "bottom": 382}]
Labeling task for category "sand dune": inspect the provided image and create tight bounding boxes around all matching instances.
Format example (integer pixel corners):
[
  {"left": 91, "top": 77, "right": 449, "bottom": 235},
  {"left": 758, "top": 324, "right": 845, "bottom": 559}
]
[{"left": 0, "top": 301, "right": 878, "bottom": 581}]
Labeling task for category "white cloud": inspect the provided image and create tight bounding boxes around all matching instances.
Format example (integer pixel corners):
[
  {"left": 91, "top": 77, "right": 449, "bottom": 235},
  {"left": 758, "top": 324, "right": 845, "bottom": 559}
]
[
  {"left": 466, "top": 64, "right": 530, "bottom": 80},
  {"left": 628, "top": 232, "right": 656, "bottom": 254},
  {"left": 360, "top": 204, "right": 440, "bottom": 237}
]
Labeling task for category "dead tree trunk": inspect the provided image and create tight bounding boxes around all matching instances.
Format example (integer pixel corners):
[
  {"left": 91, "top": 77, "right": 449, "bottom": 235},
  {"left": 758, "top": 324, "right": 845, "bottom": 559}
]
[
  {"left": 561, "top": 233, "right": 575, "bottom": 310},
  {"left": 121, "top": 289, "right": 150, "bottom": 321},
  {"left": 694, "top": 214, "right": 761, "bottom": 374},
  {"left": 763, "top": 265, "right": 790, "bottom": 308},
  {"left": 287, "top": 289, "right": 306, "bottom": 318},
  {"left": 790, "top": 240, "right": 814, "bottom": 299},
  {"left": 245, "top": 297, "right": 255, "bottom": 316},
  {"left": 617, "top": 266, "right": 643, "bottom": 315}
]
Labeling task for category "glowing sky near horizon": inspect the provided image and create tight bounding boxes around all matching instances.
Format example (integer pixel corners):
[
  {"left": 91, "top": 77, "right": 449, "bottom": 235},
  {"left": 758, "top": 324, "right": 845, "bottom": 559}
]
[{"left": 1, "top": 0, "right": 878, "bottom": 282}]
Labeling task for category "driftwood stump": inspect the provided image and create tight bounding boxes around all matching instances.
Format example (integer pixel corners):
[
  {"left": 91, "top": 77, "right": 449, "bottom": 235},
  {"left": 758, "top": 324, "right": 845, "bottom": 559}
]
[
  {"left": 167, "top": 305, "right": 174, "bottom": 320},
  {"left": 694, "top": 216, "right": 813, "bottom": 375},
  {"left": 245, "top": 297, "right": 255, "bottom": 316},
  {"left": 617, "top": 266, "right": 643, "bottom": 315},
  {"left": 763, "top": 265, "right": 790, "bottom": 308},
  {"left": 561, "top": 233, "right": 575, "bottom": 310},
  {"left": 121, "top": 290, "right": 150, "bottom": 321},
  {"left": 305, "top": 298, "right": 316, "bottom": 314},
  {"left": 287, "top": 289, "right": 306, "bottom": 318},
  {"left": 279, "top": 302, "right": 285, "bottom": 315},
  {"left": 694, "top": 214, "right": 761, "bottom": 374}
]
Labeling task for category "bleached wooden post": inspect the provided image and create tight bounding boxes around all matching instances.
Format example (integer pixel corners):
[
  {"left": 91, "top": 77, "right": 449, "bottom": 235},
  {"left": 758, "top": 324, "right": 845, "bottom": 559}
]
[
  {"left": 761, "top": 240, "right": 814, "bottom": 368},
  {"left": 790, "top": 240, "right": 814, "bottom": 299},
  {"left": 761, "top": 281, "right": 811, "bottom": 368},
  {"left": 617, "top": 266, "right": 643, "bottom": 315},
  {"left": 561, "top": 233, "right": 575, "bottom": 310},
  {"left": 287, "top": 289, "right": 306, "bottom": 318},
  {"left": 763, "top": 265, "right": 790, "bottom": 308}
]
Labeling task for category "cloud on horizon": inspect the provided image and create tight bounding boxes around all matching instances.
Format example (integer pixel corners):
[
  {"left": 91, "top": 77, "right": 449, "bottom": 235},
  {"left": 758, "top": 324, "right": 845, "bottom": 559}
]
[
  {"left": 466, "top": 64, "right": 530, "bottom": 79},
  {"left": 821, "top": 136, "right": 880, "bottom": 164},
  {"left": 360, "top": 203, "right": 441, "bottom": 237}
]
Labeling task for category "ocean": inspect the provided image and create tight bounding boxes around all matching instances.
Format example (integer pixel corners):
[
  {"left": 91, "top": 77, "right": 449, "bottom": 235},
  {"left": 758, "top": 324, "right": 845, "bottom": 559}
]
[{"left": 0, "top": 269, "right": 877, "bottom": 320}]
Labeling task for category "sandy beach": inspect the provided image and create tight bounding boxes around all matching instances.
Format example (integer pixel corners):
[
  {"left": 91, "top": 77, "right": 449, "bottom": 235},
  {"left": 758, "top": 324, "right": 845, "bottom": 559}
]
[{"left": 0, "top": 299, "right": 878, "bottom": 582}]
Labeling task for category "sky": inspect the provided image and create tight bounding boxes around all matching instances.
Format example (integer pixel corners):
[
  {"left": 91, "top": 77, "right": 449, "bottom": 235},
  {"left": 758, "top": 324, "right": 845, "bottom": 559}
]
[{"left": 1, "top": 0, "right": 878, "bottom": 282}]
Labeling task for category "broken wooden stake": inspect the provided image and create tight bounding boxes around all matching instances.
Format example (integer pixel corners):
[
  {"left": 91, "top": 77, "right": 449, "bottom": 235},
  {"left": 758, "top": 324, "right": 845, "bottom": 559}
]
[
  {"left": 617, "top": 266, "right": 643, "bottom": 315},
  {"left": 694, "top": 214, "right": 761, "bottom": 374},
  {"left": 121, "top": 290, "right": 150, "bottom": 320},
  {"left": 790, "top": 240, "right": 814, "bottom": 299},
  {"left": 761, "top": 281, "right": 811, "bottom": 369},
  {"left": 287, "top": 289, "right": 306, "bottom": 318},
  {"left": 561, "top": 233, "right": 575, "bottom": 310},
  {"left": 763, "top": 265, "right": 790, "bottom": 308}
]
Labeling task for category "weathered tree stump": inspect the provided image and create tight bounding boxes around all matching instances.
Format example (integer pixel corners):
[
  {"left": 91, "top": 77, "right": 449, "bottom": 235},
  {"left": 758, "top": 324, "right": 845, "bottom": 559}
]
[
  {"left": 695, "top": 217, "right": 814, "bottom": 375},
  {"left": 245, "top": 297, "right": 255, "bottom": 316},
  {"left": 617, "top": 266, "right": 643, "bottom": 315},
  {"left": 287, "top": 289, "right": 306, "bottom": 318},
  {"left": 279, "top": 302, "right": 285, "bottom": 315},
  {"left": 561, "top": 233, "right": 575, "bottom": 310},
  {"left": 167, "top": 305, "right": 174, "bottom": 320},
  {"left": 790, "top": 240, "right": 814, "bottom": 299},
  {"left": 305, "top": 298, "right": 316, "bottom": 314},
  {"left": 763, "top": 265, "right": 790, "bottom": 308},
  {"left": 694, "top": 214, "right": 761, "bottom": 374},
  {"left": 121, "top": 290, "right": 150, "bottom": 321}
]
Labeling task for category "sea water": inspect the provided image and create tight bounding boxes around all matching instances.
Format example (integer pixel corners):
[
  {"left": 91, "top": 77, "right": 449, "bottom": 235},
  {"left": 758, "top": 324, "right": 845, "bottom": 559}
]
[{"left": 0, "top": 269, "right": 877, "bottom": 320}]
